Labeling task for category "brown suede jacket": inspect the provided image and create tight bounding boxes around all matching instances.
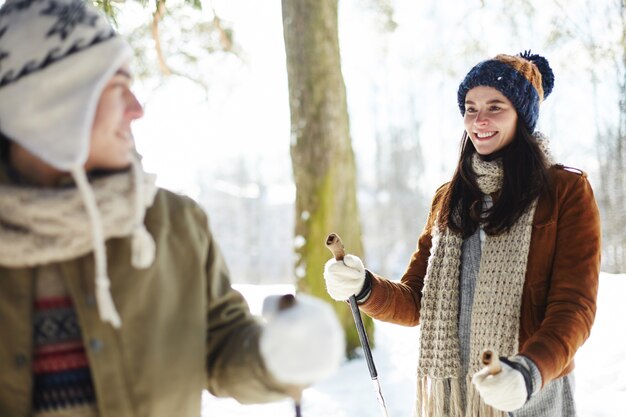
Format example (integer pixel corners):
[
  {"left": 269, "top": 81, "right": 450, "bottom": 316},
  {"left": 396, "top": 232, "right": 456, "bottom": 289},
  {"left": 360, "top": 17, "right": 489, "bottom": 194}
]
[{"left": 360, "top": 165, "right": 601, "bottom": 387}]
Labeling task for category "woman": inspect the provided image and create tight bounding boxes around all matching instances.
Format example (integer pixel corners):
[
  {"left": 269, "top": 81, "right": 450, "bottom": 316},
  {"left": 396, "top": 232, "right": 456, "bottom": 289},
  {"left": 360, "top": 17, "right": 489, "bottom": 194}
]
[{"left": 324, "top": 52, "right": 601, "bottom": 417}]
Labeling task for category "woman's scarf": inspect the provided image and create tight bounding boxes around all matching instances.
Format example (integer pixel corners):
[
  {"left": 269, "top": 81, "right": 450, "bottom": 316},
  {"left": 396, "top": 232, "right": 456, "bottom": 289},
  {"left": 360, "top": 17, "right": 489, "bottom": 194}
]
[{"left": 415, "top": 133, "right": 553, "bottom": 417}]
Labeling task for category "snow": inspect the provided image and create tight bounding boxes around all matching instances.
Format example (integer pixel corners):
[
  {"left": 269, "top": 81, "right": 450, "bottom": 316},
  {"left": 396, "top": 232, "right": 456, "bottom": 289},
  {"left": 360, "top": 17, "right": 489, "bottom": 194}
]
[{"left": 204, "top": 273, "right": 626, "bottom": 416}]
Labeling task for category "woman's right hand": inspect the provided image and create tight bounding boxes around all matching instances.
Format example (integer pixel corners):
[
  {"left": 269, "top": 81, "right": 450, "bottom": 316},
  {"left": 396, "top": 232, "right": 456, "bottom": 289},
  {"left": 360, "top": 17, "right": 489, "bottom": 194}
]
[{"left": 323, "top": 254, "right": 366, "bottom": 301}]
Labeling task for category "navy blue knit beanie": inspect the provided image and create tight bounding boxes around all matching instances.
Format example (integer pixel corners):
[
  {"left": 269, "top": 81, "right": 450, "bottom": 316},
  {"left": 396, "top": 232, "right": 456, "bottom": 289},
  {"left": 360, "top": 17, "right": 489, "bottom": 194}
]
[{"left": 457, "top": 51, "right": 555, "bottom": 132}]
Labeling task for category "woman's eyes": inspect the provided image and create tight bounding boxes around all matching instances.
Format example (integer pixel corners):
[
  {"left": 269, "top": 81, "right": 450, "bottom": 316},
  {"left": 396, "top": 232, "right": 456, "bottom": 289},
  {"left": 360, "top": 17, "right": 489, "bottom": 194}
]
[{"left": 465, "top": 106, "right": 502, "bottom": 113}]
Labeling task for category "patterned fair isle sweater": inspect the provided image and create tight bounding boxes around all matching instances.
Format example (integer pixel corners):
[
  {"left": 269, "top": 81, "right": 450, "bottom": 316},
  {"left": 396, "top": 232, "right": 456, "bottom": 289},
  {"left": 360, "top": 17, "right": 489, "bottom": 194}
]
[{"left": 32, "top": 265, "right": 98, "bottom": 417}]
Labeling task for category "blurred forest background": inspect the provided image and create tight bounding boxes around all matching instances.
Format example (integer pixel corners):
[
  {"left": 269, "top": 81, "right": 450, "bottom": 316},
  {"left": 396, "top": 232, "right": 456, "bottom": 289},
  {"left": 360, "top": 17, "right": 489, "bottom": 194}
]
[
  {"left": 45, "top": 0, "right": 625, "bottom": 351},
  {"left": 103, "top": 0, "right": 624, "bottom": 267}
]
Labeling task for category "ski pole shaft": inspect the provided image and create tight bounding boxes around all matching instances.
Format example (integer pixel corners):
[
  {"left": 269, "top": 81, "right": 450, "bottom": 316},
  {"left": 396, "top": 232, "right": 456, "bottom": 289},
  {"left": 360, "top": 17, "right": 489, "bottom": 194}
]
[
  {"left": 348, "top": 294, "right": 377, "bottom": 378},
  {"left": 325, "top": 233, "right": 389, "bottom": 417}
]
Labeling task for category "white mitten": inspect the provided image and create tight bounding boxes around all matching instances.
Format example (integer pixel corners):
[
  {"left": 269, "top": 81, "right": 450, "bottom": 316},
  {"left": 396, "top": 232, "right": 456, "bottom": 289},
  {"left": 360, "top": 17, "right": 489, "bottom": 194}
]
[
  {"left": 472, "top": 357, "right": 531, "bottom": 412},
  {"left": 323, "top": 254, "right": 366, "bottom": 301},
  {"left": 259, "top": 294, "right": 345, "bottom": 386}
]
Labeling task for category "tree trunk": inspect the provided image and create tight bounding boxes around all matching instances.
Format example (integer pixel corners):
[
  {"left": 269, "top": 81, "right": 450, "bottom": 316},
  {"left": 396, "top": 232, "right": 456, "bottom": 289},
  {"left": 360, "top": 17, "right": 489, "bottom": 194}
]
[
  {"left": 598, "top": 1, "right": 626, "bottom": 272},
  {"left": 281, "top": 0, "right": 373, "bottom": 356}
]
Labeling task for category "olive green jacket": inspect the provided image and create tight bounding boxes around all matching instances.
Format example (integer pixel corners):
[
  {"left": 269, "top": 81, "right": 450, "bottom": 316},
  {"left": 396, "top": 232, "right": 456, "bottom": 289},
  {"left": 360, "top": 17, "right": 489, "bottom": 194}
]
[{"left": 0, "top": 176, "right": 289, "bottom": 416}]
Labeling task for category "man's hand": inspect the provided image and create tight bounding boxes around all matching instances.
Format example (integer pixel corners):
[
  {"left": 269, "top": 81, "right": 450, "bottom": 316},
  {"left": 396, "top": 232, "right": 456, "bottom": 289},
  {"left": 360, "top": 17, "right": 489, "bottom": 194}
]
[{"left": 259, "top": 294, "right": 344, "bottom": 386}]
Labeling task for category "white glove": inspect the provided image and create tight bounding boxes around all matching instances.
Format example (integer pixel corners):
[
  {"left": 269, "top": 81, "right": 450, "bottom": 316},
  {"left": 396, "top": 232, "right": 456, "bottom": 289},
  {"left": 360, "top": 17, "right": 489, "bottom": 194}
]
[
  {"left": 472, "top": 357, "right": 530, "bottom": 412},
  {"left": 323, "top": 254, "right": 366, "bottom": 301},
  {"left": 259, "top": 294, "right": 345, "bottom": 386}
]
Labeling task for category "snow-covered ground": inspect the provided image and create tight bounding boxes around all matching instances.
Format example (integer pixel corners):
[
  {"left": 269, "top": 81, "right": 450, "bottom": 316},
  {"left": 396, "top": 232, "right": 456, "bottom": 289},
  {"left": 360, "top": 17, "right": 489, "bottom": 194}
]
[{"left": 204, "top": 273, "right": 626, "bottom": 416}]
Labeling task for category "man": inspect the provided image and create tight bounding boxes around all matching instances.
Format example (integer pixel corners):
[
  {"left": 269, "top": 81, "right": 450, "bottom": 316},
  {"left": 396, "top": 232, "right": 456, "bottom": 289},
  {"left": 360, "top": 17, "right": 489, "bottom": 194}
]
[{"left": 0, "top": 1, "right": 344, "bottom": 416}]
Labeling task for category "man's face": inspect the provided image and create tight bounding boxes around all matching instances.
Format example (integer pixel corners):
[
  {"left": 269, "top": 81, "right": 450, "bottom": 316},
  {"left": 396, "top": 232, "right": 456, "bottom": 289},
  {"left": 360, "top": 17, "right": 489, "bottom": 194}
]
[{"left": 85, "top": 64, "right": 143, "bottom": 171}]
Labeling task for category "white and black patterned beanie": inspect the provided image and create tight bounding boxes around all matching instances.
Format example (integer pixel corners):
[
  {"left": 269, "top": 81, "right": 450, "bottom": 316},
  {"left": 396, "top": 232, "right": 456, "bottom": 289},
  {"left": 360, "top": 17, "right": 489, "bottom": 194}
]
[{"left": 0, "top": 0, "right": 132, "bottom": 170}]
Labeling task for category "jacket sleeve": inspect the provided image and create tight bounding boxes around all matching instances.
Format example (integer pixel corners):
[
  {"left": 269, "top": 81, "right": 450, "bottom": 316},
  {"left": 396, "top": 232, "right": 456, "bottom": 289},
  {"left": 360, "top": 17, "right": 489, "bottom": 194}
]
[
  {"left": 204, "top": 210, "right": 292, "bottom": 403},
  {"left": 520, "top": 172, "right": 601, "bottom": 386},
  {"left": 359, "top": 184, "right": 449, "bottom": 325}
]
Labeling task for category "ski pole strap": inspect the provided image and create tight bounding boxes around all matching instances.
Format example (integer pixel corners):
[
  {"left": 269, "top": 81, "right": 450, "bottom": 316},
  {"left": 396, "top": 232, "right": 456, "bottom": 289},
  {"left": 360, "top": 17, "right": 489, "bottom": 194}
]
[{"left": 354, "top": 270, "right": 373, "bottom": 304}]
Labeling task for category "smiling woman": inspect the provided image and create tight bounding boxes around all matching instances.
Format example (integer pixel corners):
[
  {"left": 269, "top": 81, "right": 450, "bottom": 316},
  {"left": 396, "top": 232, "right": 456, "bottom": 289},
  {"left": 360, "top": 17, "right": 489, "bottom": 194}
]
[
  {"left": 463, "top": 86, "right": 518, "bottom": 156},
  {"left": 322, "top": 51, "right": 601, "bottom": 417}
]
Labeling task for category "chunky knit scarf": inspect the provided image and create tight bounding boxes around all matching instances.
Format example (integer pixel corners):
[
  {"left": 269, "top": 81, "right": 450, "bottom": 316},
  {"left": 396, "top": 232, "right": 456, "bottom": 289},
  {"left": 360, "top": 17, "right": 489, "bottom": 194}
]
[
  {"left": 0, "top": 159, "right": 157, "bottom": 329},
  {"left": 415, "top": 133, "right": 553, "bottom": 417},
  {"left": 0, "top": 162, "right": 157, "bottom": 267}
]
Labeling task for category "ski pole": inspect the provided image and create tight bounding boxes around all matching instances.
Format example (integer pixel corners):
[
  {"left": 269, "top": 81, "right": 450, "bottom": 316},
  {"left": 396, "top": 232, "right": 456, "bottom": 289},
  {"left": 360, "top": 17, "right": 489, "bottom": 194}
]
[{"left": 325, "top": 233, "right": 390, "bottom": 417}]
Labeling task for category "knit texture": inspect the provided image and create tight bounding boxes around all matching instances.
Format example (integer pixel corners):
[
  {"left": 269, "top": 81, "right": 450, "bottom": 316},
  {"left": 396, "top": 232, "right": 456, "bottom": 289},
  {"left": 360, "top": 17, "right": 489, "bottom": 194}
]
[
  {"left": 457, "top": 51, "right": 555, "bottom": 132},
  {"left": 415, "top": 133, "right": 553, "bottom": 417},
  {"left": 456, "top": 202, "right": 577, "bottom": 417},
  {"left": 458, "top": 227, "right": 482, "bottom": 403},
  {"left": 32, "top": 264, "right": 98, "bottom": 417},
  {"left": 0, "top": 0, "right": 132, "bottom": 170},
  {"left": 0, "top": 168, "right": 156, "bottom": 268},
  {"left": 512, "top": 357, "right": 577, "bottom": 417}
]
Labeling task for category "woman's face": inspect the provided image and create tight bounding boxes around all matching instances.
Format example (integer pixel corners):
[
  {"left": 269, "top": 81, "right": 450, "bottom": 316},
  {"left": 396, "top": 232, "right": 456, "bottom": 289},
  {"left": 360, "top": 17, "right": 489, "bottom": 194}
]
[{"left": 463, "top": 86, "right": 518, "bottom": 156}]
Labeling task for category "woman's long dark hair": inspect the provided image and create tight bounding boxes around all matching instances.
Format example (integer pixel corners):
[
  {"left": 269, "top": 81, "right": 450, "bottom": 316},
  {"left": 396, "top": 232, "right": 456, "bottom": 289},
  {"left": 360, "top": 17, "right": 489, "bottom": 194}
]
[
  {"left": 0, "top": 131, "right": 10, "bottom": 164},
  {"left": 440, "top": 122, "right": 552, "bottom": 237}
]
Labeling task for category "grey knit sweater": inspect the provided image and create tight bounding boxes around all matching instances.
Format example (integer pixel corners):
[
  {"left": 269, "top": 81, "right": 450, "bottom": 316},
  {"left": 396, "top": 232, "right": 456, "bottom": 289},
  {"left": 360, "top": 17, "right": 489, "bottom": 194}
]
[{"left": 458, "top": 216, "right": 577, "bottom": 416}]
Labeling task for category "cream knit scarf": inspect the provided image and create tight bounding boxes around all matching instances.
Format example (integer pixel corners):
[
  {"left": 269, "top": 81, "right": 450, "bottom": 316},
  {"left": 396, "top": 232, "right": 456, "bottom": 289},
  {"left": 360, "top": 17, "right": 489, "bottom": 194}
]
[
  {"left": 0, "top": 160, "right": 157, "bottom": 269},
  {"left": 415, "top": 133, "right": 553, "bottom": 417}
]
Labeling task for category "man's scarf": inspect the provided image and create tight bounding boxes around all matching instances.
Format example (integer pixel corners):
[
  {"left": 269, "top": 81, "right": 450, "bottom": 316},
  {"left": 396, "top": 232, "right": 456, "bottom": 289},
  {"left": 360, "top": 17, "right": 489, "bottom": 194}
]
[{"left": 0, "top": 162, "right": 157, "bottom": 268}]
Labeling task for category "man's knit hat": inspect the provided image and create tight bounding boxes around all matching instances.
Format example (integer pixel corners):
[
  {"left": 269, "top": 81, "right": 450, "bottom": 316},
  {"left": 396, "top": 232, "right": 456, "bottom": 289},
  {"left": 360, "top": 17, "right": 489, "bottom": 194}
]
[
  {"left": 0, "top": 0, "right": 132, "bottom": 170},
  {"left": 457, "top": 51, "right": 555, "bottom": 132},
  {"left": 0, "top": 0, "right": 154, "bottom": 329}
]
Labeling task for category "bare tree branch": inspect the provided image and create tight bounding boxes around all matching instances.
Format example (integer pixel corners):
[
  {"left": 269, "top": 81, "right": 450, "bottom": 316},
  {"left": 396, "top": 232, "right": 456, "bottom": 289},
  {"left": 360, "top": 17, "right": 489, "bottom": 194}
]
[
  {"left": 149, "top": 0, "right": 210, "bottom": 93},
  {"left": 152, "top": 0, "right": 171, "bottom": 76}
]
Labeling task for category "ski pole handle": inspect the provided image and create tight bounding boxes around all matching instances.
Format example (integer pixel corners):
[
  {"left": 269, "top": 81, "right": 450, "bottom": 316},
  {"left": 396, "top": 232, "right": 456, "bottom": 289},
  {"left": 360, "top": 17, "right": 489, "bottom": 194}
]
[
  {"left": 325, "top": 233, "right": 346, "bottom": 261},
  {"left": 481, "top": 349, "right": 502, "bottom": 375}
]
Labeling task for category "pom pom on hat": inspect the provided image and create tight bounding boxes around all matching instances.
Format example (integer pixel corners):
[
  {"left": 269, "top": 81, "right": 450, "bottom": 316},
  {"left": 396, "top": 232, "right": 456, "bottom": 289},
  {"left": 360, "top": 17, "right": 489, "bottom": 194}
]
[{"left": 519, "top": 50, "right": 554, "bottom": 99}]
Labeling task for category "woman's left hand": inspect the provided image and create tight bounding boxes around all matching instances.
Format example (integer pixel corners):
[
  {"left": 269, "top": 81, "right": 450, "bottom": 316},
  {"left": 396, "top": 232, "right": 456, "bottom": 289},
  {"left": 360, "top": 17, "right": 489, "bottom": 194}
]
[{"left": 472, "top": 356, "right": 531, "bottom": 412}]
